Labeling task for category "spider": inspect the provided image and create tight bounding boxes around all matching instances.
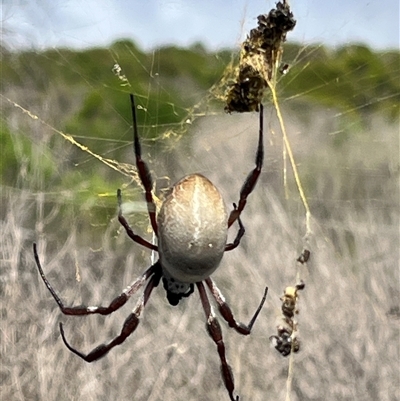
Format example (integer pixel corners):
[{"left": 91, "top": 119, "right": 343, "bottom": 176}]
[{"left": 33, "top": 94, "right": 268, "bottom": 401}]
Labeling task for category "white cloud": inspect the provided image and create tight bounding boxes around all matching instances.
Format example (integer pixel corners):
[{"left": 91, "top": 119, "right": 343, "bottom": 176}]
[{"left": 2, "top": 0, "right": 398, "bottom": 51}]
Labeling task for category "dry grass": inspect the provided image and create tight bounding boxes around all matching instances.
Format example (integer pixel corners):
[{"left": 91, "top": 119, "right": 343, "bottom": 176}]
[{"left": 1, "top": 104, "right": 399, "bottom": 401}]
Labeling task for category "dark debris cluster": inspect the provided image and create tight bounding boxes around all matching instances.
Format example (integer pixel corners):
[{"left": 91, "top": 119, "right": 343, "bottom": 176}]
[
  {"left": 225, "top": 1, "right": 296, "bottom": 113},
  {"left": 270, "top": 324, "right": 301, "bottom": 357},
  {"left": 270, "top": 280, "right": 305, "bottom": 357}
]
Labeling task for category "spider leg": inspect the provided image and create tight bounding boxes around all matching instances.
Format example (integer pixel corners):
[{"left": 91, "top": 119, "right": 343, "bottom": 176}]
[
  {"left": 130, "top": 93, "right": 158, "bottom": 235},
  {"left": 33, "top": 242, "right": 161, "bottom": 316},
  {"left": 228, "top": 104, "right": 264, "bottom": 227},
  {"left": 117, "top": 189, "right": 158, "bottom": 251},
  {"left": 225, "top": 203, "right": 245, "bottom": 252},
  {"left": 60, "top": 270, "right": 162, "bottom": 362},
  {"left": 197, "top": 282, "right": 239, "bottom": 401},
  {"left": 205, "top": 277, "right": 268, "bottom": 335}
]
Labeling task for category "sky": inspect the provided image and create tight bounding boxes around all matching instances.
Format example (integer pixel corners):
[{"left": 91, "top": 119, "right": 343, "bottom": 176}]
[{"left": 2, "top": 0, "right": 399, "bottom": 51}]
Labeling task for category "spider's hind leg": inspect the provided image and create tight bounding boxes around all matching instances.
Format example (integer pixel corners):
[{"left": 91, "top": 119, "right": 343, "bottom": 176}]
[
  {"left": 129, "top": 93, "right": 158, "bottom": 234},
  {"left": 228, "top": 104, "right": 264, "bottom": 227},
  {"left": 225, "top": 203, "right": 245, "bottom": 252},
  {"left": 117, "top": 189, "right": 158, "bottom": 251}
]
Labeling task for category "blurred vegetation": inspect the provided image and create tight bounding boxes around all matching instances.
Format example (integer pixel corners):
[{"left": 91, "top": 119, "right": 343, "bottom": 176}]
[
  {"left": 281, "top": 43, "right": 400, "bottom": 120},
  {"left": 1, "top": 40, "right": 399, "bottom": 227}
]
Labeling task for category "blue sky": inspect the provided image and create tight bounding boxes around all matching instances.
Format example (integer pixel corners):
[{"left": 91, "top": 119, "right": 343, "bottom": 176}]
[{"left": 2, "top": 0, "right": 399, "bottom": 51}]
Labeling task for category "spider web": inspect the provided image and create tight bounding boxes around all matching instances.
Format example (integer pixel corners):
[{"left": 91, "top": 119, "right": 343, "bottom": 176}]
[{"left": 1, "top": 1, "right": 399, "bottom": 401}]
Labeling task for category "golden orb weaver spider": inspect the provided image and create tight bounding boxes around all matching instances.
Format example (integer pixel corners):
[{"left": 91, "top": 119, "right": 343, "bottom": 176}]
[{"left": 33, "top": 94, "right": 268, "bottom": 401}]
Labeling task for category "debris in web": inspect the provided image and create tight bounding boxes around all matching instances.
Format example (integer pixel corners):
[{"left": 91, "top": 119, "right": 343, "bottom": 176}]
[
  {"left": 225, "top": 1, "right": 296, "bottom": 113},
  {"left": 296, "top": 249, "right": 311, "bottom": 264},
  {"left": 269, "top": 249, "right": 309, "bottom": 357},
  {"left": 270, "top": 280, "right": 305, "bottom": 357}
]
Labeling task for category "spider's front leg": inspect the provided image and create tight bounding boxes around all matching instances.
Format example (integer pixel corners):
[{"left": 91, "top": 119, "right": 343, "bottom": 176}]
[
  {"left": 197, "top": 282, "right": 239, "bottom": 401},
  {"left": 60, "top": 271, "right": 161, "bottom": 362},
  {"left": 206, "top": 277, "right": 268, "bottom": 335},
  {"left": 33, "top": 243, "right": 162, "bottom": 361},
  {"left": 33, "top": 243, "right": 159, "bottom": 316}
]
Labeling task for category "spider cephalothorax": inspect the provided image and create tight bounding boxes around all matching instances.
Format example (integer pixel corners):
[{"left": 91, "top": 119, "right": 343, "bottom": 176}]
[{"left": 34, "top": 94, "right": 267, "bottom": 401}]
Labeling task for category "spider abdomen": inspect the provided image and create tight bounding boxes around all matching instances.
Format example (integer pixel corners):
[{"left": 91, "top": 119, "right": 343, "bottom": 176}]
[{"left": 157, "top": 174, "right": 228, "bottom": 283}]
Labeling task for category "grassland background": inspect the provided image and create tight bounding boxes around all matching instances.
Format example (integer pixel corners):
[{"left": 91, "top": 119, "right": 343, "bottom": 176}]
[{"left": 1, "top": 14, "right": 399, "bottom": 401}]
